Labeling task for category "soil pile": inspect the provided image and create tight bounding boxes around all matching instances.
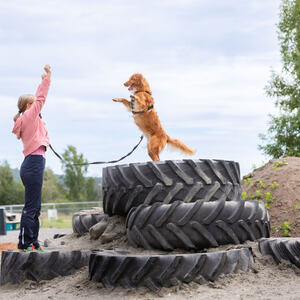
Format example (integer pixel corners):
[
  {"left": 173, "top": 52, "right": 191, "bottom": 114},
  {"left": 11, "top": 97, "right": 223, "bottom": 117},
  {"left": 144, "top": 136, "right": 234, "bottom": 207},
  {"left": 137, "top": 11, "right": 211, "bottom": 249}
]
[
  {"left": 241, "top": 156, "right": 300, "bottom": 237},
  {"left": 0, "top": 243, "right": 17, "bottom": 254}
]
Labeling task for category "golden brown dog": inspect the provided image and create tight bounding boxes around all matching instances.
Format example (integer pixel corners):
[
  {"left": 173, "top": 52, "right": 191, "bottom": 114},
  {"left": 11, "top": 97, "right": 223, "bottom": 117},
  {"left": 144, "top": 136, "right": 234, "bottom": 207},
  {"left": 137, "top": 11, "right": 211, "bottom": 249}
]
[{"left": 113, "top": 73, "right": 195, "bottom": 161}]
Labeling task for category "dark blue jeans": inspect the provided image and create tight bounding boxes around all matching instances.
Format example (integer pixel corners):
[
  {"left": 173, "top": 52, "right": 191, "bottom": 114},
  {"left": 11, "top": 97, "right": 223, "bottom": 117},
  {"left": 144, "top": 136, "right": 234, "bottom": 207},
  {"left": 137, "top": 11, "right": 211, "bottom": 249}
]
[{"left": 18, "top": 155, "right": 45, "bottom": 249}]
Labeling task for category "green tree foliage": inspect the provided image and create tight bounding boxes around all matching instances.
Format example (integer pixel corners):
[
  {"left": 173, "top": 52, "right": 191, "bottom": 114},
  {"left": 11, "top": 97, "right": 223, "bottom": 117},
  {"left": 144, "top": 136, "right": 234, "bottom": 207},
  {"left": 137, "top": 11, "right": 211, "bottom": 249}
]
[
  {"left": 0, "top": 149, "right": 100, "bottom": 205},
  {"left": 61, "top": 145, "right": 88, "bottom": 201},
  {"left": 0, "top": 161, "right": 24, "bottom": 205},
  {"left": 42, "top": 168, "right": 66, "bottom": 203},
  {"left": 85, "top": 177, "right": 101, "bottom": 202},
  {"left": 259, "top": 0, "right": 300, "bottom": 157}
]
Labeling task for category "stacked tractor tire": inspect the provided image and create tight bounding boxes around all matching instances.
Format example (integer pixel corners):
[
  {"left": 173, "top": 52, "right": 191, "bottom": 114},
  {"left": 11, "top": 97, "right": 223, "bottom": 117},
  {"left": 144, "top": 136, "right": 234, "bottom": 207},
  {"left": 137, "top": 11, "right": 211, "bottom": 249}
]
[
  {"left": 4, "top": 159, "right": 300, "bottom": 290},
  {"left": 89, "top": 159, "right": 270, "bottom": 290}
]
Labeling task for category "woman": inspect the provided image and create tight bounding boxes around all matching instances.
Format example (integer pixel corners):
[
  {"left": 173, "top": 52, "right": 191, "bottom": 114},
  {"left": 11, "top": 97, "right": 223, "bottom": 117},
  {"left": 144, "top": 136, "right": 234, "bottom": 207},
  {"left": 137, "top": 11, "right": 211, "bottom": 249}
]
[{"left": 12, "top": 64, "right": 51, "bottom": 252}]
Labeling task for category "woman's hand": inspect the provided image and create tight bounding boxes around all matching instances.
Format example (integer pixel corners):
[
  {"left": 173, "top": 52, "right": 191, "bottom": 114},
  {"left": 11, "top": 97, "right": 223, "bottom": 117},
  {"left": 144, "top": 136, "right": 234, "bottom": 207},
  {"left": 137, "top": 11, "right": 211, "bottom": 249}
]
[{"left": 41, "top": 64, "right": 51, "bottom": 80}]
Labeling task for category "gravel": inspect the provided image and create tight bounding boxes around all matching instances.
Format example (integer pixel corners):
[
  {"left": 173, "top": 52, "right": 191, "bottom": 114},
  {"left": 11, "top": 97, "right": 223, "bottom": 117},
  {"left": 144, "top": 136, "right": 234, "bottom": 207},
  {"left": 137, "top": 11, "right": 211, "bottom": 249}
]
[{"left": 0, "top": 228, "right": 72, "bottom": 244}]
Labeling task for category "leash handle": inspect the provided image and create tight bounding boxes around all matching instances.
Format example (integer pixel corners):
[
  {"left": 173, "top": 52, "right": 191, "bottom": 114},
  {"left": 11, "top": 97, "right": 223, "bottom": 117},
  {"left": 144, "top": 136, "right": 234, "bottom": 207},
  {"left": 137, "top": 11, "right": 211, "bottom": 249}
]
[{"left": 49, "top": 135, "right": 144, "bottom": 166}]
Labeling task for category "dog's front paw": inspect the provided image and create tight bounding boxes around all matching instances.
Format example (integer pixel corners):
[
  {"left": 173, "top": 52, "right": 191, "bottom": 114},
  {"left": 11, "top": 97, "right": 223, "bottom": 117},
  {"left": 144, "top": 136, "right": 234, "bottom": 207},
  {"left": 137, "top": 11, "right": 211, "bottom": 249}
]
[{"left": 112, "top": 98, "right": 121, "bottom": 102}]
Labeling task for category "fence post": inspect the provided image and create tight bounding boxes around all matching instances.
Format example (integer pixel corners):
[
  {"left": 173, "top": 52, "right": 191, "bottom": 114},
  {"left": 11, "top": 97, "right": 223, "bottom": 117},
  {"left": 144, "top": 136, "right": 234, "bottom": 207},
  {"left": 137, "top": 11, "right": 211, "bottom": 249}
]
[{"left": 0, "top": 208, "right": 7, "bottom": 235}]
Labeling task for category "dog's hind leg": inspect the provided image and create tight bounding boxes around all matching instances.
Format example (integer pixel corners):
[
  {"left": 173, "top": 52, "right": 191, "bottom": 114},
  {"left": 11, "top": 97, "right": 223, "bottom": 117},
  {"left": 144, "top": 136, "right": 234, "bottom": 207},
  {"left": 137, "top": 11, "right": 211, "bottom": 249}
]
[
  {"left": 148, "top": 148, "right": 160, "bottom": 161},
  {"left": 147, "top": 135, "right": 167, "bottom": 161}
]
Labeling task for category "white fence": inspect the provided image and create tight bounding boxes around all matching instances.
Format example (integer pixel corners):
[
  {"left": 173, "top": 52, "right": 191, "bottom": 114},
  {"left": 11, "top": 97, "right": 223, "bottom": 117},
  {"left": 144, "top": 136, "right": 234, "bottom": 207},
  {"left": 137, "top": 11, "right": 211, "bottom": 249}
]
[{"left": 1, "top": 201, "right": 101, "bottom": 215}]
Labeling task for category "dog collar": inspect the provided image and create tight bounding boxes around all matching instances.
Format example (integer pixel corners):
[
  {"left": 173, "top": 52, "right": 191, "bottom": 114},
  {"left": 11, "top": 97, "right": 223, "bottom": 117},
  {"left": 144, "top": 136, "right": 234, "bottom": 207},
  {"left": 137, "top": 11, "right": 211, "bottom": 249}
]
[
  {"left": 132, "top": 105, "right": 154, "bottom": 114},
  {"left": 136, "top": 90, "right": 152, "bottom": 95}
]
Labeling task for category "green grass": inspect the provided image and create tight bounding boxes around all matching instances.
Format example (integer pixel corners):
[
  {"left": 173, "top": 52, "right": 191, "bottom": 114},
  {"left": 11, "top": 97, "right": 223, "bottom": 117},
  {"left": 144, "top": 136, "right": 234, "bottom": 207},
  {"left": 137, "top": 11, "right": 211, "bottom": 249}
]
[
  {"left": 272, "top": 160, "right": 288, "bottom": 170},
  {"left": 281, "top": 221, "right": 292, "bottom": 237},
  {"left": 40, "top": 213, "right": 72, "bottom": 228}
]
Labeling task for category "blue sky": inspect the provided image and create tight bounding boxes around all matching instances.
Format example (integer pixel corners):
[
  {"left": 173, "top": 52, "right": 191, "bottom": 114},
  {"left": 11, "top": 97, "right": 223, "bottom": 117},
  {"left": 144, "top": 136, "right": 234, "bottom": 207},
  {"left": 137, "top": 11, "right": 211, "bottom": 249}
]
[{"left": 0, "top": 0, "right": 281, "bottom": 177}]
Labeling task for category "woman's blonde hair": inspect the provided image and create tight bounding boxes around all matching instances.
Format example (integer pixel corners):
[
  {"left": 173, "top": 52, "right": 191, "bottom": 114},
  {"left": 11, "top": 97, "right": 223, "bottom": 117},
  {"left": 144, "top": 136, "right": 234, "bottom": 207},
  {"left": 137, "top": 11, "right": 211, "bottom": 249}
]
[{"left": 13, "top": 94, "right": 35, "bottom": 122}]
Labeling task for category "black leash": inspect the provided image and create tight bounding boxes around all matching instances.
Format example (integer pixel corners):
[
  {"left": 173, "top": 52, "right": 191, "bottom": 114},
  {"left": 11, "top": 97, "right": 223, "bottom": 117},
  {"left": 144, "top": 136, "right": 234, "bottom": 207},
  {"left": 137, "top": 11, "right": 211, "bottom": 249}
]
[
  {"left": 49, "top": 135, "right": 144, "bottom": 166},
  {"left": 49, "top": 144, "right": 65, "bottom": 161}
]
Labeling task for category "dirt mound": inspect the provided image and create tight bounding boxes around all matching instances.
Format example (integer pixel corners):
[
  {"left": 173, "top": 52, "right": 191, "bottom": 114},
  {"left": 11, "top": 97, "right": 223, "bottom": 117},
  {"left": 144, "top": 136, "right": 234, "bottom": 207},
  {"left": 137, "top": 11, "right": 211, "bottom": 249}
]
[
  {"left": 0, "top": 243, "right": 17, "bottom": 253},
  {"left": 241, "top": 156, "right": 300, "bottom": 237}
]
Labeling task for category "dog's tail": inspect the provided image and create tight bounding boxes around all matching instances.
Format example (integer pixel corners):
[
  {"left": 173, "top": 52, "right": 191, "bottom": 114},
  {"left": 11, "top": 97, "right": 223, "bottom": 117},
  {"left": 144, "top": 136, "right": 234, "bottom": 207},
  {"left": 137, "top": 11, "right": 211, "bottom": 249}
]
[{"left": 167, "top": 136, "right": 196, "bottom": 155}]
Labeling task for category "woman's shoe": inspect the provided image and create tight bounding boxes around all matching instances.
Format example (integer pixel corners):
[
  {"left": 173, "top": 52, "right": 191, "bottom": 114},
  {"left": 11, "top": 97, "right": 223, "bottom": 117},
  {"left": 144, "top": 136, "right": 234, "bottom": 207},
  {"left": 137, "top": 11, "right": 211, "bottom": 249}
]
[
  {"left": 34, "top": 246, "right": 47, "bottom": 253},
  {"left": 23, "top": 246, "right": 36, "bottom": 252}
]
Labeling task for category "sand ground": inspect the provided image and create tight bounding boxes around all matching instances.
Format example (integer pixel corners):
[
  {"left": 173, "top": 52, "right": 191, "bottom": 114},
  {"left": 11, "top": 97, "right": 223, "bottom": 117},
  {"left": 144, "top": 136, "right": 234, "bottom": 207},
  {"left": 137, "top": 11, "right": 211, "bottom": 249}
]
[{"left": 1, "top": 229, "right": 300, "bottom": 300}]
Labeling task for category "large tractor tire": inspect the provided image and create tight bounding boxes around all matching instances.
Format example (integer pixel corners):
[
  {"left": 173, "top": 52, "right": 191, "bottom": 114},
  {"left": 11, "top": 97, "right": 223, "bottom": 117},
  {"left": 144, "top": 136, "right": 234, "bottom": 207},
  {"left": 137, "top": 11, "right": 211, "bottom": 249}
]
[
  {"left": 0, "top": 250, "right": 91, "bottom": 285},
  {"left": 72, "top": 210, "right": 106, "bottom": 236},
  {"left": 126, "top": 199, "right": 270, "bottom": 251},
  {"left": 102, "top": 159, "right": 241, "bottom": 216},
  {"left": 258, "top": 238, "right": 300, "bottom": 267},
  {"left": 89, "top": 248, "right": 253, "bottom": 291}
]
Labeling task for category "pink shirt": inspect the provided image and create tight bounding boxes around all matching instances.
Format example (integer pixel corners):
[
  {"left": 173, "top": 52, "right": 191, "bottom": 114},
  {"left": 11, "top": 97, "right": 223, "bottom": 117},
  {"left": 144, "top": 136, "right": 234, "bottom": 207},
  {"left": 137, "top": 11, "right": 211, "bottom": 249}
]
[
  {"left": 12, "top": 78, "right": 51, "bottom": 157},
  {"left": 31, "top": 145, "right": 46, "bottom": 158}
]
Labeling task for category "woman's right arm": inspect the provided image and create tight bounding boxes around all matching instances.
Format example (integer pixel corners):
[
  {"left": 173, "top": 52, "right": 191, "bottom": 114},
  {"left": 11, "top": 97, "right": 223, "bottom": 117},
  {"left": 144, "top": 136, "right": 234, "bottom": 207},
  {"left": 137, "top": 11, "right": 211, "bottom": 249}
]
[{"left": 27, "top": 65, "right": 51, "bottom": 119}]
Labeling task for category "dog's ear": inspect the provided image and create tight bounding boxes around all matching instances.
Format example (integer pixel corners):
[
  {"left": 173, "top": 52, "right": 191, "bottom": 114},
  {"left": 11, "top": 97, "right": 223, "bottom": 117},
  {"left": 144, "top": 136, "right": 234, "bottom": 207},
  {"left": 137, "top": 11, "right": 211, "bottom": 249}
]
[
  {"left": 141, "top": 77, "right": 152, "bottom": 95},
  {"left": 133, "top": 74, "right": 143, "bottom": 87}
]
